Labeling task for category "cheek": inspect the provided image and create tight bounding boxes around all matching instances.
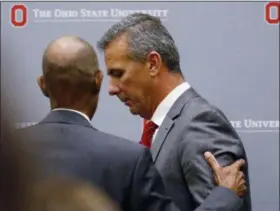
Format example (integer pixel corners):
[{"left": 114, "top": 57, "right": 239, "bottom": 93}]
[
  {"left": 135, "top": 83, "right": 151, "bottom": 104},
  {"left": 120, "top": 82, "right": 145, "bottom": 102},
  {"left": 121, "top": 66, "right": 149, "bottom": 100}
]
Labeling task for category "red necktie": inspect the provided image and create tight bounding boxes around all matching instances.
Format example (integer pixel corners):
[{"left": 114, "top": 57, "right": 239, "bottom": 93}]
[{"left": 139, "top": 121, "right": 158, "bottom": 149}]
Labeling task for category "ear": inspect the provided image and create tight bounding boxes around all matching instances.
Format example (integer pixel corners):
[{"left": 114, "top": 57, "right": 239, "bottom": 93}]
[
  {"left": 37, "top": 75, "right": 49, "bottom": 98},
  {"left": 93, "top": 70, "right": 103, "bottom": 94},
  {"left": 146, "top": 51, "right": 162, "bottom": 77}
]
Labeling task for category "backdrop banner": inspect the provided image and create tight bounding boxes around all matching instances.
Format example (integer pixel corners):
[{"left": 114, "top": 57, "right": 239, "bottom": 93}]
[{"left": 1, "top": 2, "right": 279, "bottom": 211}]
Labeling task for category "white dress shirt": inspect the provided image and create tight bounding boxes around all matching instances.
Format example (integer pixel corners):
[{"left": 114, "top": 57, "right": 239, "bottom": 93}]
[
  {"left": 52, "top": 108, "right": 92, "bottom": 124},
  {"left": 151, "top": 82, "right": 191, "bottom": 142}
]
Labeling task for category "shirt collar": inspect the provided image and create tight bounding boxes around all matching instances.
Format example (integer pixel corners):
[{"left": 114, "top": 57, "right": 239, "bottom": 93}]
[
  {"left": 151, "top": 82, "right": 190, "bottom": 127},
  {"left": 52, "top": 108, "right": 92, "bottom": 123}
]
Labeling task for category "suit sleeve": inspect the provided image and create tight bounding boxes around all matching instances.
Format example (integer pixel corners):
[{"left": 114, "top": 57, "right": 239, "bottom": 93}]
[
  {"left": 128, "top": 144, "right": 243, "bottom": 211},
  {"left": 178, "top": 109, "right": 245, "bottom": 209},
  {"left": 128, "top": 147, "right": 180, "bottom": 211}
]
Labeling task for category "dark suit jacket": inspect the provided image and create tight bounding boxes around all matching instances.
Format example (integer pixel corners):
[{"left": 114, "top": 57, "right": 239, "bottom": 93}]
[
  {"left": 151, "top": 88, "right": 252, "bottom": 211},
  {"left": 19, "top": 110, "right": 243, "bottom": 211}
]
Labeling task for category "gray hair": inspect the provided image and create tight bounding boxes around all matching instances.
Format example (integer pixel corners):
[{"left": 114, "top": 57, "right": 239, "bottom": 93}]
[{"left": 97, "top": 13, "right": 181, "bottom": 73}]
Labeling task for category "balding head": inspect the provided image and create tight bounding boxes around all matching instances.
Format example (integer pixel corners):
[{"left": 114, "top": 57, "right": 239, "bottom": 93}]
[
  {"left": 38, "top": 36, "right": 102, "bottom": 117},
  {"left": 43, "top": 36, "right": 99, "bottom": 73}
]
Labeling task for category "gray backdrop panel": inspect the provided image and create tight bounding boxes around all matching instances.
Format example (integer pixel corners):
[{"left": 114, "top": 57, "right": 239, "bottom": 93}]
[{"left": 1, "top": 2, "right": 279, "bottom": 211}]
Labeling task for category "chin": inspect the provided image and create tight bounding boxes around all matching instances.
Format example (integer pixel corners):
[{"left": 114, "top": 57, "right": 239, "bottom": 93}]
[{"left": 129, "top": 107, "right": 140, "bottom": 116}]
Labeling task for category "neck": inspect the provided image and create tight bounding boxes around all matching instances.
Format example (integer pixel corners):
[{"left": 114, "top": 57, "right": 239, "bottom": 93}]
[
  {"left": 49, "top": 96, "right": 98, "bottom": 120},
  {"left": 148, "top": 72, "right": 184, "bottom": 119}
]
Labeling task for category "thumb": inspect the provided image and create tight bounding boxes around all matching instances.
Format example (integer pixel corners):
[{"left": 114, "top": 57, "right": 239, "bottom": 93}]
[{"left": 204, "top": 151, "right": 221, "bottom": 172}]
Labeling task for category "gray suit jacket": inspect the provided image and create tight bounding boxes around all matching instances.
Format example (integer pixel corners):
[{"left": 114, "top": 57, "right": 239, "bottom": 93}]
[
  {"left": 19, "top": 110, "right": 243, "bottom": 211},
  {"left": 151, "top": 88, "right": 252, "bottom": 211}
]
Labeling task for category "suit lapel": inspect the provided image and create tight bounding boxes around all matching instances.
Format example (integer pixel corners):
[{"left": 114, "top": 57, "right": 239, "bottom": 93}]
[
  {"left": 151, "top": 88, "right": 199, "bottom": 162},
  {"left": 151, "top": 117, "right": 174, "bottom": 161}
]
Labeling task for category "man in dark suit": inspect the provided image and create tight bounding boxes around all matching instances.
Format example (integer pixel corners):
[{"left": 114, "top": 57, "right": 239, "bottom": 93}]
[
  {"left": 98, "top": 13, "right": 251, "bottom": 211},
  {"left": 19, "top": 36, "right": 246, "bottom": 211}
]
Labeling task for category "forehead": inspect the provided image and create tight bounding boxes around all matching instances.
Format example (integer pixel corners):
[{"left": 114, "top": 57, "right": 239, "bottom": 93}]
[{"left": 104, "top": 35, "right": 130, "bottom": 67}]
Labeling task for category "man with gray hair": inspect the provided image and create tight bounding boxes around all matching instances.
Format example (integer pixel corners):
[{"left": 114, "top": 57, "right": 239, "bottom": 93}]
[{"left": 98, "top": 13, "right": 251, "bottom": 211}]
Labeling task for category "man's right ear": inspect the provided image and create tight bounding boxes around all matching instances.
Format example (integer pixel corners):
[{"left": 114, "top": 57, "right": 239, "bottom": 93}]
[
  {"left": 93, "top": 70, "right": 103, "bottom": 94},
  {"left": 37, "top": 75, "right": 49, "bottom": 98}
]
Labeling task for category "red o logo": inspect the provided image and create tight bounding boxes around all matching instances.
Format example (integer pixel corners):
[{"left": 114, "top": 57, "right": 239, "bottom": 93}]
[
  {"left": 10, "top": 4, "right": 28, "bottom": 27},
  {"left": 265, "top": 2, "right": 280, "bottom": 24}
]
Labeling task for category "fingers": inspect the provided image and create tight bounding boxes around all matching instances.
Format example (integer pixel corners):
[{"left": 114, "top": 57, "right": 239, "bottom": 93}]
[
  {"left": 237, "top": 171, "right": 244, "bottom": 181},
  {"left": 237, "top": 184, "right": 247, "bottom": 197},
  {"left": 238, "top": 181, "right": 247, "bottom": 196},
  {"left": 231, "top": 159, "right": 245, "bottom": 170},
  {"left": 204, "top": 151, "right": 221, "bottom": 171},
  {"left": 237, "top": 172, "right": 246, "bottom": 196},
  {"left": 239, "top": 176, "right": 245, "bottom": 187}
]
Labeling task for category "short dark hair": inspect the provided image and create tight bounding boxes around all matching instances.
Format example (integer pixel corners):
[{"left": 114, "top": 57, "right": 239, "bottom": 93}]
[
  {"left": 42, "top": 37, "right": 99, "bottom": 104},
  {"left": 98, "top": 13, "right": 181, "bottom": 74}
]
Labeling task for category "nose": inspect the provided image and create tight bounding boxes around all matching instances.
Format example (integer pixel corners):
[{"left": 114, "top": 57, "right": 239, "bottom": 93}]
[{"left": 108, "top": 84, "right": 120, "bottom": 96}]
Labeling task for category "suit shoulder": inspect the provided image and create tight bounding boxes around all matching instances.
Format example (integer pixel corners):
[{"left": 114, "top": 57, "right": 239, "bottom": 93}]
[
  {"left": 179, "top": 96, "right": 237, "bottom": 132},
  {"left": 94, "top": 130, "right": 145, "bottom": 152},
  {"left": 20, "top": 123, "right": 144, "bottom": 153},
  {"left": 184, "top": 96, "right": 224, "bottom": 117},
  {"left": 178, "top": 96, "right": 245, "bottom": 154},
  {"left": 18, "top": 123, "right": 147, "bottom": 167},
  {"left": 16, "top": 124, "right": 39, "bottom": 136},
  {"left": 90, "top": 130, "right": 148, "bottom": 164}
]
